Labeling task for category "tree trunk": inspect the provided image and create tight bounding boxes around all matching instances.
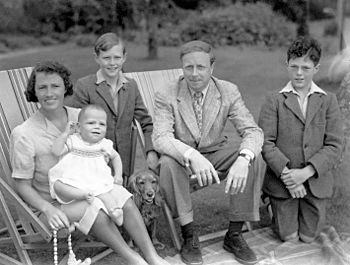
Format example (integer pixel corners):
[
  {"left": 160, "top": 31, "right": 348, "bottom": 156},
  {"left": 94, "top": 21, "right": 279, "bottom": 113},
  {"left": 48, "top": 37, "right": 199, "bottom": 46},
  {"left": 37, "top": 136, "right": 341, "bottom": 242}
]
[
  {"left": 145, "top": 0, "right": 158, "bottom": 59},
  {"left": 296, "top": 0, "right": 309, "bottom": 37}
]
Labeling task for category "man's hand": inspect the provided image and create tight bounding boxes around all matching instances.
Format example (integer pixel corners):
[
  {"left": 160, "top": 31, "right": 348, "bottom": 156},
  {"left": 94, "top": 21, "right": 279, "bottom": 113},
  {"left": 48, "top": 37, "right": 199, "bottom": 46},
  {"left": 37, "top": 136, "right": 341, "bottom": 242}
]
[
  {"left": 288, "top": 184, "right": 307, "bottom": 198},
  {"left": 146, "top": 150, "right": 159, "bottom": 173},
  {"left": 189, "top": 151, "right": 220, "bottom": 186},
  {"left": 281, "top": 165, "right": 315, "bottom": 189},
  {"left": 225, "top": 156, "right": 249, "bottom": 195}
]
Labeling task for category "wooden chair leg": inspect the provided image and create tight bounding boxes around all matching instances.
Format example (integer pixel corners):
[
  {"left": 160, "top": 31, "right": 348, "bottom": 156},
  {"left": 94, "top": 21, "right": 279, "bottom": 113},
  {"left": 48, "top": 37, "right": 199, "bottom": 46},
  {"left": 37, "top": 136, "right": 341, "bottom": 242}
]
[
  {"left": 161, "top": 200, "right": 181, "bottom": 251},
  {"left": 0, "top": 189, "right": 33, "bottom": 265}
]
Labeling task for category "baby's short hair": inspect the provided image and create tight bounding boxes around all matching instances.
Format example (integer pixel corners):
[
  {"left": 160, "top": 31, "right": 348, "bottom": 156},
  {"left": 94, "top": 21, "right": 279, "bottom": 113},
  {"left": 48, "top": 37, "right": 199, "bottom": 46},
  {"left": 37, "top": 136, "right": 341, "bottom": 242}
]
[
  {"left": 287, "top": 37, "right": 322, "bottom": 66},
  {"left": 78, "top": 104, "right": 106, "bottom": 122}
]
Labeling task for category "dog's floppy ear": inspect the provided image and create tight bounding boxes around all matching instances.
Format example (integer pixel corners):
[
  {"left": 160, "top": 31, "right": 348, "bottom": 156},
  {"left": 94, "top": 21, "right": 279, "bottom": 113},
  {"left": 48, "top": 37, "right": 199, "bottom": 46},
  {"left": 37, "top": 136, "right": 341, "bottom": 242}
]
[{"left": 127, "top": 172, "right": 141, "bottom": 195}]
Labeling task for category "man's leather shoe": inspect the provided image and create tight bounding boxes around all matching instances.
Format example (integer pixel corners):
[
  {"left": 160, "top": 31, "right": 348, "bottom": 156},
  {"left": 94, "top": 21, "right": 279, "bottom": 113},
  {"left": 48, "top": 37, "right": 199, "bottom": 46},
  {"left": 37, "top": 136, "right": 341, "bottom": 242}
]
[
  {"left": 223, "top": 231, "right": 257, "bottom": 265},
  {"left": 180, "top": 234, "right": 203, "bottom": 265}
]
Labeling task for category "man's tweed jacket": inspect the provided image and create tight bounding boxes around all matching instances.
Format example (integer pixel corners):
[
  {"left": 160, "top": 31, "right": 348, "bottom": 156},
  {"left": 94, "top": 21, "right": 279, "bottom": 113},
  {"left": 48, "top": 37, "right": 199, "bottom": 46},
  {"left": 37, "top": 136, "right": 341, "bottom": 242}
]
[{"left": 152, "top": 76, "right": 263, "bottom": 166}]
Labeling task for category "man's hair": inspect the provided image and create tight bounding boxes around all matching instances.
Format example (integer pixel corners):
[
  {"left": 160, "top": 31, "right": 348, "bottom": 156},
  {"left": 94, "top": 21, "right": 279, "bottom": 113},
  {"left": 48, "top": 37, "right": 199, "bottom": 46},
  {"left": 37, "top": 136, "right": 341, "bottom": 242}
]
[
  {"left": 25, "top": 61, "right": 73, "bottom": 103},
  {"left": 180, "top": 40, "right": 216, "bottom": 65},
  {"left": 78, "top": 104, "right": 107, "bottom": 122},
  {"left": 287, "top": 37, "right": 322, "bottom": 66},
  {"left": 94, "top": 32, "right": 126, "bottom": 56}
]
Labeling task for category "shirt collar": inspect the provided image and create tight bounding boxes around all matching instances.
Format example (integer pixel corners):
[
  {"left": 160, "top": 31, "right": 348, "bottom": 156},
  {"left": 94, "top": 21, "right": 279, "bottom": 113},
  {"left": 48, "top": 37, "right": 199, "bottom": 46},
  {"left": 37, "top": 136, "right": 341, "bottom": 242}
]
[
  {"left": 95, "top": 69, "right": 127, "bottom": 86},
  {"left": 279, "top": 81, "right": 327, "bottom": 96},
  {"left": 188, "top": 81, "right": 210, "bottom": 99}
]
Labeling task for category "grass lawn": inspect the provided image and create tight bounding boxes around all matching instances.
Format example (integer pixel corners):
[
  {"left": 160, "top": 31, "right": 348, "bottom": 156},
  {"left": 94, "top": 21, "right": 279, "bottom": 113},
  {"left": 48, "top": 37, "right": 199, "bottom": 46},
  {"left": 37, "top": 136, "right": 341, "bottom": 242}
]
[{"left": 0, "top": 20, "right": 349, "bottom": 264}]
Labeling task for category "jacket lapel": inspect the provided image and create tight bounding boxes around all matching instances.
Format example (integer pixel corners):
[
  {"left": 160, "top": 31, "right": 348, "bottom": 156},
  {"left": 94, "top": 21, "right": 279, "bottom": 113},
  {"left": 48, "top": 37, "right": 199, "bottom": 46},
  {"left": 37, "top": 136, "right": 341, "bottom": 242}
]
[
  {"left": 96, "top": 83, "right": 118, "bottom": 116},
  {"left": 177, "top": 79, "right": 201, "bottom": 142},
  {"left": 305, "top": 93, "right": 323, "bottom": 128},
  {"left": 283, "top": 92, "right": 305, "bottom": 124},
  {"left": 201, "top": 79, "right": 221, "bottom": 142}
]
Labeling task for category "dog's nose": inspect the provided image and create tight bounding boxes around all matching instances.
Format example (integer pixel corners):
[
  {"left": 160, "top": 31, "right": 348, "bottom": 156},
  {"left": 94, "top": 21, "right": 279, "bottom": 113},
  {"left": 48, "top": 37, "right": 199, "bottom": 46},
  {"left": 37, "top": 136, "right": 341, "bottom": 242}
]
[{"left": 147, "top": 191, "right": 154, "bottom": 197}]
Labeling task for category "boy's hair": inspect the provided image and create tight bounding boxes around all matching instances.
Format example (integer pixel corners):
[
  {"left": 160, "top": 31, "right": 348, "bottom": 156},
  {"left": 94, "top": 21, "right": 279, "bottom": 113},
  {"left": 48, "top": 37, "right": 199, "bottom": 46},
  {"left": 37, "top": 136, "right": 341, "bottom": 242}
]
[
  {"left": 94, "top": 32, "right": 126, "bottom": 56},
  {"left": 287, "top": 37, "right": 322, "bottom": 66},
  {"left": 26, "top": 61, "right": 73, "bottom": 102},
  {"left": 78, "top": 104, "right": 107, "bottom": 122},
  {"left": 180, "top": 40, "right": 216, "bottom": 65}
]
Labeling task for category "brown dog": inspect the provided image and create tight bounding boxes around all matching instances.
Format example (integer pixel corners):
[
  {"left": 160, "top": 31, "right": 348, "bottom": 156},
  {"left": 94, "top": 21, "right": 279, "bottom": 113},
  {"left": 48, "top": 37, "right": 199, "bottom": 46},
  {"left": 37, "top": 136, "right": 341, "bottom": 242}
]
[{"left": 128, "top": 169, "right": 165, "bottom": 249}]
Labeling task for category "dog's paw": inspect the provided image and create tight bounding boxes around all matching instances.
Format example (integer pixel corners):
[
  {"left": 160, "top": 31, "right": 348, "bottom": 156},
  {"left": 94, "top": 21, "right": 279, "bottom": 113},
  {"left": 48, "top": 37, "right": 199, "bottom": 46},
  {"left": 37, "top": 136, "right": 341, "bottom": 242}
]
[{"left": 152, "top": 237, "right": 165, "bottom": 250}]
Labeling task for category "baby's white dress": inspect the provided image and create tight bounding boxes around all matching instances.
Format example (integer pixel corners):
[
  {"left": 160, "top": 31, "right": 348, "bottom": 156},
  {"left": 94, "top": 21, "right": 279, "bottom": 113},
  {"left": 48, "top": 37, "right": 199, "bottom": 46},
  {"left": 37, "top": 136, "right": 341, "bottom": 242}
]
[{"left": 49, "top": 134, "right": 118, "bottom": 203}]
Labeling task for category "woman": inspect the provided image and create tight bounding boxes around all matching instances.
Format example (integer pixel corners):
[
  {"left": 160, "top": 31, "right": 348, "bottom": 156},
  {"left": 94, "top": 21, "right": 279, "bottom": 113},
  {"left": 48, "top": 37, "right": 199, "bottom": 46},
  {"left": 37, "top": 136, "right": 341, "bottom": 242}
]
[{"left": 10, "top": 61, "right": 169, "bottom": 265}]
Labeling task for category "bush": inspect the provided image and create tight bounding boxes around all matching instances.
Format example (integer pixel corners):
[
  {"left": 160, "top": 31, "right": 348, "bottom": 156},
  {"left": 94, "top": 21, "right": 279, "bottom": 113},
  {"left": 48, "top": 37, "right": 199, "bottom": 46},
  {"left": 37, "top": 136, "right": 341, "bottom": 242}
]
[
  {"left": 323, "top": 19, "right": 338, "bottom": 37},
  {"left": 39, "top": 36, "right": 60, "bottom": 46},
  {"left": 159, "top": 2, "right": 295, "bottom": 47},
  {"left": 75, "top": 34, "right": 97, "bottom": 47},
  {"left": 0, "top": 42, "right": 10, "bottom": 54},
  {"left": 0, "top": 35, "right": 42, "bottom": 50}
]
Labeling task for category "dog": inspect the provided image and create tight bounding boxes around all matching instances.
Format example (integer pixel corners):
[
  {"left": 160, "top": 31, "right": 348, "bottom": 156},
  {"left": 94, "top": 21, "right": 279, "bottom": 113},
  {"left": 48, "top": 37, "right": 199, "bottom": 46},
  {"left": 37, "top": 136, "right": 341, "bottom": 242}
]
[{"left": 128, "top": 169, "right": 165, "bottom": 249}]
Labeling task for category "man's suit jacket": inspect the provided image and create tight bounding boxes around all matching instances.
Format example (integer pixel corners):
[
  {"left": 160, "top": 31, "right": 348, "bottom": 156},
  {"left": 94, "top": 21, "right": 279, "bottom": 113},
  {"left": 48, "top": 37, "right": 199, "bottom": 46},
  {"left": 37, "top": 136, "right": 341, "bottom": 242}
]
[
  {"left": 152, "top": 76, "right": 263, "bottom": 166},
  {"left": 258, "top": 90, "right": 343, "bottom": 199},
  {"left": 70, "top": 74, "right": 154, "bottom": 176}
]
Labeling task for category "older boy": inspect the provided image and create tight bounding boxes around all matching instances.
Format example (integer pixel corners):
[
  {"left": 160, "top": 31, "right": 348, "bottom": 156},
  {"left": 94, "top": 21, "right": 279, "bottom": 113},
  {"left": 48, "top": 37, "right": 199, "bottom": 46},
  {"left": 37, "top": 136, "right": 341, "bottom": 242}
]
[{"left": 258, "top": 37, "right": 343, "bottom": 243}]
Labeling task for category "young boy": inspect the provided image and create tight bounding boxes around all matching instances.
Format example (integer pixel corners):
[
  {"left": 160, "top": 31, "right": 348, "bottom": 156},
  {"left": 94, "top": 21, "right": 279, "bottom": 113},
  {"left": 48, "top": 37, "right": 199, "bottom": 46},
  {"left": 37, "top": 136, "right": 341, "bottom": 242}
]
[{"left": 258, "top": 37, "right": 343, "bottom": 243}]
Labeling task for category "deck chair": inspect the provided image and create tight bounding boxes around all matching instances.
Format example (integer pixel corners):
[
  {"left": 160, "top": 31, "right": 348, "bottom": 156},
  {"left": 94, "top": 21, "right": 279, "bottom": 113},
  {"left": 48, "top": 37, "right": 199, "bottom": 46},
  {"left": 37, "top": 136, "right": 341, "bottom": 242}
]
[
  {"left": 0, "top": 68, "right": 113, "bottom": 265},
  {"left": 125, "top": 69, "right": 257, "bottom": 251}
]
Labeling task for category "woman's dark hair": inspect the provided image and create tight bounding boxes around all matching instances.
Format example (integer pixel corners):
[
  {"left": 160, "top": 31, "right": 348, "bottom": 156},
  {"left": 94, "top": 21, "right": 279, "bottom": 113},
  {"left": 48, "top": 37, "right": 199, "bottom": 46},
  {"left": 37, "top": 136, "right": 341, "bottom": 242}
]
[{"left": 25, "top": 61, "right": 73, "bottom": 102}]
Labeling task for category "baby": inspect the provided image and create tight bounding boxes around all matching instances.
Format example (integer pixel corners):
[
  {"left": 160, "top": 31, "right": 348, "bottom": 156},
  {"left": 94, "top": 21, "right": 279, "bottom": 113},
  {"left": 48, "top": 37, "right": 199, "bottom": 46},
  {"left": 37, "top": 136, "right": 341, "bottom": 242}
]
[{"left": 49, "top": 104, "right": 132, "bottom": 226}]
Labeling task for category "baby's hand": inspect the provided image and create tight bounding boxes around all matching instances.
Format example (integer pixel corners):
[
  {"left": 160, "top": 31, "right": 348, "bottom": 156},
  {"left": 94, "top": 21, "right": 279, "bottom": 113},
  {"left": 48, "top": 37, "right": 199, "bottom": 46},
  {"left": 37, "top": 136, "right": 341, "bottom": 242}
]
[
  {"left": 65, "top": 122, "right": 77, "bottom": 135},
  {"left": 84, "top": 192, "right": 94, "bottom": 204},
  {"left": 114, "top": 175, "right": 123, "bottom": 186}
]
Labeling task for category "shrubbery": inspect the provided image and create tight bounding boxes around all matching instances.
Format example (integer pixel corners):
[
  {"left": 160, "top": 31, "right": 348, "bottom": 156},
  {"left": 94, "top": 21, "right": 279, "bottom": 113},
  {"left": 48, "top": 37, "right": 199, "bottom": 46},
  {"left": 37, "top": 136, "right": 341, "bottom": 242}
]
[{"left": 158, "top": 2, "right": 295, "bottom": 47}]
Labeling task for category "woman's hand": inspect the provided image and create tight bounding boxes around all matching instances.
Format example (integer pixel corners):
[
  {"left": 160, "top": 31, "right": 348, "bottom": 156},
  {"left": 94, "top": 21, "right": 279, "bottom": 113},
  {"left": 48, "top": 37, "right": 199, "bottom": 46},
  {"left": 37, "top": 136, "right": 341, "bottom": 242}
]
[{"left": 44, "top": 204, "right": 70, "bottom": 231}]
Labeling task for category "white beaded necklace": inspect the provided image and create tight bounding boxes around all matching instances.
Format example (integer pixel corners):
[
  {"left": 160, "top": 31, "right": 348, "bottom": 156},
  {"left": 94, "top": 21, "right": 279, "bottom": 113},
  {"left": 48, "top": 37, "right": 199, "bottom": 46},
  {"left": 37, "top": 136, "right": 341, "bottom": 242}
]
[{"left": 52, "top": 229, "right": 91, "bottom": 265}]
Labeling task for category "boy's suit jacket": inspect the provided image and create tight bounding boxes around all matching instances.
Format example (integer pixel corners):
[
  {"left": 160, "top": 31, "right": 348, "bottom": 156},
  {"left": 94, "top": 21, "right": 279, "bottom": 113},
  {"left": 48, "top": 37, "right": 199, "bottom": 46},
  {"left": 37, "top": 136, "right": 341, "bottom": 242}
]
[
  {"left": 259, "top": 90, "right": 343, "bottom": 199},
  {"left": 70, "top": 74, "right": 154, "bottom": 176},
  {"left": 152, "top": 76, "right": 263, "bottom": 166}
]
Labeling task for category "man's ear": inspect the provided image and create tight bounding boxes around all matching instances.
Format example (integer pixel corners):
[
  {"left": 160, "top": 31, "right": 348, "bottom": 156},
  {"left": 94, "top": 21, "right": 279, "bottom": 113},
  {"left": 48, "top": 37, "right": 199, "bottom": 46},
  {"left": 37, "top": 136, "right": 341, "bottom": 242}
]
[{"left": 210, "top": 62, "right": 215, "bottom": 74}]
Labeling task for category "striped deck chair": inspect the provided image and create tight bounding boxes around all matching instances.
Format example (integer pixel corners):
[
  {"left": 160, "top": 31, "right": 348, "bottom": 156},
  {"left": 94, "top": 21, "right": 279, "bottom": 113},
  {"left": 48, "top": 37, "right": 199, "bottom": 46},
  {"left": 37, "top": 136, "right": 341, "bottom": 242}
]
[{"left": 0, "top": 68, "right": 112, "bottom": 265}]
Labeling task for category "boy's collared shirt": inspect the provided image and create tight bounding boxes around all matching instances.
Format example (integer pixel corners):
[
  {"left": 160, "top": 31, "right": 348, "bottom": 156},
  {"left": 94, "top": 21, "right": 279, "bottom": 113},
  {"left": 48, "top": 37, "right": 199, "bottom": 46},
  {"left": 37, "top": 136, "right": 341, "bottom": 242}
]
[
  {"left": 95, "top": 69, "right": 128, "bottom": 113},
  {"left": 280, "top": 81, "right": 327, "bottom": 118}
]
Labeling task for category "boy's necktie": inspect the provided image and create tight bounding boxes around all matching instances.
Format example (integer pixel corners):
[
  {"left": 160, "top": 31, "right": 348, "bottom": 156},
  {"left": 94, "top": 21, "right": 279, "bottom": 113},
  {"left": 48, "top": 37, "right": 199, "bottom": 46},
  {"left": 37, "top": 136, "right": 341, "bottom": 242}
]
[{"left": 193, "top": 92, "right": 203, "bottom": 134}]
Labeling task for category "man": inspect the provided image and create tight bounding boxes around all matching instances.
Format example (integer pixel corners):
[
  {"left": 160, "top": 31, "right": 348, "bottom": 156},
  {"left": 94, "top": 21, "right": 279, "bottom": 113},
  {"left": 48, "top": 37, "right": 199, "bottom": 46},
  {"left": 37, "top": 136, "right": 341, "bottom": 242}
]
[{"left": 152, "top": 40, "right": 264, "bottom": 265}]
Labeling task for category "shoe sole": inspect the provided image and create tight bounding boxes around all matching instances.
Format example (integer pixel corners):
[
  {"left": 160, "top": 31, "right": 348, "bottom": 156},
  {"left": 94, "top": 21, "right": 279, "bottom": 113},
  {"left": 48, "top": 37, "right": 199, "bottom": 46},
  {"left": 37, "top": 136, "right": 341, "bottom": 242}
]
[
  {"left": 180, "top": 256, "right": 203, "bottom": 265},
  {"left": 223, "top": 244, "right": 257, "bottom": 265}
]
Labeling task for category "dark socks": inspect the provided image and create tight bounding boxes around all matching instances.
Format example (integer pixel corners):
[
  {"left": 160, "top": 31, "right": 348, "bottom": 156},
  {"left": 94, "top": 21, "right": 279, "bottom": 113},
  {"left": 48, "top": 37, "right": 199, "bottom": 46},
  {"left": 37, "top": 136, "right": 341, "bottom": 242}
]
[
  {"left": 181, "top": 222, "right": 195, "bottom": 239},
  {"left": 228, "top": 221, "right": 244, "bottom": 233}
]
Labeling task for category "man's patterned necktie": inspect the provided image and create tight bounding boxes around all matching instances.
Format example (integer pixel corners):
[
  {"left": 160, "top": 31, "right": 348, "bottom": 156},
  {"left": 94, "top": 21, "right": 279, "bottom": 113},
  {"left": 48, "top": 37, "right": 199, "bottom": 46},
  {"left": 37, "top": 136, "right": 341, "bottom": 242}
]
[{"left": 193, "top": 92, "right": 203, "bottom": 134}]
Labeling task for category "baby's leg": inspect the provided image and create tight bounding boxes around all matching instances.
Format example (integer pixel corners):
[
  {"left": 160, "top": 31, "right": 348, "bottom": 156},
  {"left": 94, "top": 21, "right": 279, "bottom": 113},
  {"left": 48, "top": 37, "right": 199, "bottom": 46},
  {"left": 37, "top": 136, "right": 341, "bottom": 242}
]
[
  {"left": 54, "top": 180, "right": 89, "bottom": 203},
  {"left": 97, "top": 191, "right": 123, "bottom": 226}
]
